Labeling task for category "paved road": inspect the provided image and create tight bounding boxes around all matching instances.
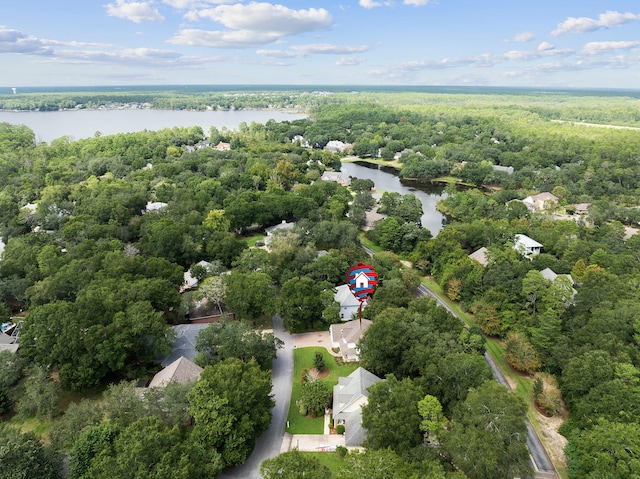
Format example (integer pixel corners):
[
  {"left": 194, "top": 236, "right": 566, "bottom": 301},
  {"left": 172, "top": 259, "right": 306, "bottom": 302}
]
[
  {"left": 418, "top": 283, "right": 557, "bottom": 478},
  {"left": 217, "top": 314, "right": 294, "bottom": 479}
]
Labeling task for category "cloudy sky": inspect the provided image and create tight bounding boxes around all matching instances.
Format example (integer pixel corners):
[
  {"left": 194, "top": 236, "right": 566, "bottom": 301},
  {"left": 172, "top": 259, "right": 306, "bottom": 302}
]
[{"left": 2, "top": 0, "right": 640, "bottom": 88}]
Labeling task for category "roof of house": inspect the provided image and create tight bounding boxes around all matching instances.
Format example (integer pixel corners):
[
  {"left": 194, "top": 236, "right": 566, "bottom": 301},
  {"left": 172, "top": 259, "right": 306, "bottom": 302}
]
[
  {"left": 492, "top": 165, "right": 514, "bottom": 174},
  {"left": 264, "top": 220, "right": 295, "bottom": 236},
  {"left": 468, "top": 247, "right": 490, "bottom": 266},
  {"left": 540, "top": 268, "right": 575, "bottom": 286},
  {"left": 333, "top": 367, "right": 382, "bottom": 447},
  {"left": 514, "top": 234, "right": 543, "bottom": 248},
  {"left": 573, "top": 203, "right": 591, "bottom": 213},
  {"left": 149, "top": 356, "right": 203, "bottom": 388},
  {"left": 524, "top": 192, "right": 559, "bottom": 203},
  {"left": 145, "top": 201, "right": 168, "bottom": 213},
  {"left": 330, "top": 318, "right": 373, "bottom": 345},
  {"left": 161, "top": 323, "right": 209, "bottom": 367},
  {"left": 334, "top": 284, "right": 361, "bottom": 309},
  {"left": 320, "top": 171, "right": 350, "bottom": 185}
]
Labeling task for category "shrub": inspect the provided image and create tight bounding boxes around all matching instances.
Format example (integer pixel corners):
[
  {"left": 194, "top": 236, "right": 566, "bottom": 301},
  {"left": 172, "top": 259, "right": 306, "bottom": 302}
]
[
  {"left": 298, "top": 406, "right": 308, "bottom": 416},
  {"left": 336, "top": 445, "right": 348, "bottom": 458},
  {"left": 533, "top": 372, "right": 563, "bottom": 416},
  {"left": 336, "top": 424, "right": 345, "bottom": 435},
  {"left": 313, "top": 351, "right": 326, "bottom": 372}
]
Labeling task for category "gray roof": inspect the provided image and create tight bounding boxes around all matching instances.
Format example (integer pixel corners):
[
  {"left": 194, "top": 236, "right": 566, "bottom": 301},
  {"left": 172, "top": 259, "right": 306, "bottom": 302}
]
[
  {"left": 334, "top": 284, "right": 361, "bottom": 308},
  {"left": 333, "top": 367, "right": 382, "bottom": 447},
  {"left": 161, "top": 323, "right": 209, "bottom": 367}
]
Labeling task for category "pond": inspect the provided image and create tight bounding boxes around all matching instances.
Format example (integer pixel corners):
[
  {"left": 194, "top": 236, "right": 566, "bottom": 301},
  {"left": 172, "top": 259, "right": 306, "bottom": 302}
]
[{"left": 340, "top": 161, "right": 448, "bottom": 236}]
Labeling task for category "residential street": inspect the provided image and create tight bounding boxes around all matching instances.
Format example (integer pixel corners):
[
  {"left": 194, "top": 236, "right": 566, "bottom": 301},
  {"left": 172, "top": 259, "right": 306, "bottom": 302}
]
[{"left": 217, "top": 314, "right": 294, "bottom": 479}]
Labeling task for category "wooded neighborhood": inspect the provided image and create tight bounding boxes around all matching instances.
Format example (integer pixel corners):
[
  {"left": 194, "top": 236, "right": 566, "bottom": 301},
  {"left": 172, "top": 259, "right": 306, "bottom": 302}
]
[{"left": 0, "top": 87, "right": 639, "bottom": 478}]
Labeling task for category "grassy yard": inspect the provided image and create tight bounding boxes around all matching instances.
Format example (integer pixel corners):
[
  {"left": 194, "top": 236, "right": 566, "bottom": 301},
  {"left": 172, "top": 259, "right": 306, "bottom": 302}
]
[
  {"left": 286, "top": 347, "right": 360, "bottom": 434},
  {"left": 300, "top": 451, "right": 347, "bottom": 475}
]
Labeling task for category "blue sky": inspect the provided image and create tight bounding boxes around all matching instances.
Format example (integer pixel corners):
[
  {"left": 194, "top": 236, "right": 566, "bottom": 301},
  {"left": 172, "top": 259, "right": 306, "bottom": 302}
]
[{"left": 2, "top": 1, "right": 640, "bottom": 88}]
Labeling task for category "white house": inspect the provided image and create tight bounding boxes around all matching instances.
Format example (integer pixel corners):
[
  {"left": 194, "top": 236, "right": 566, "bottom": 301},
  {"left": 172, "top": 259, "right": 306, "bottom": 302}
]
[
  {"left": 334, "top": 284, "right": 361, "bottom": 321},
  {"left": 144, "top": 201, "right": 168, "bottom": 213},
  {"left": 514, "top": 234, "right": 543, "bottom": 256},
  {"left": 181, "top": 260, "right": 212, "bottom": 292},
  {"left": 329, "top": 318, "right": 372, "bottom": 362},
  {"left": 333, "top": 367, "right": 382, "bottom": 447}
]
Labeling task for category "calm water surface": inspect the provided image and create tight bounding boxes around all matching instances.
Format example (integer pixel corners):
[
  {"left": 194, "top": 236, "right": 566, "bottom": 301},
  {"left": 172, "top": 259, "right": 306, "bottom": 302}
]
[
  {"left": 0, "top": 109, "right": 306, "bottom": 144},
  {"left": 340, "top": 161, "right": 447, "bottom": 236}
]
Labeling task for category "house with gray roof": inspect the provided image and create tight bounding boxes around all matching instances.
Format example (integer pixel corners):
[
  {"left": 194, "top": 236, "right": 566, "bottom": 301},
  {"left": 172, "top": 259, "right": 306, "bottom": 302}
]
[
  {"left": 333, "top": 367, "right": 382, "bottom": 447},
  {"left": 329, "top": 317, "right": 372, "bottom": 362},
  {"left": 334, "top": 284, "right": 362, "bottom": 321},
  {"left": 514, "top": 234, "right": 543, "bottom": 256}
]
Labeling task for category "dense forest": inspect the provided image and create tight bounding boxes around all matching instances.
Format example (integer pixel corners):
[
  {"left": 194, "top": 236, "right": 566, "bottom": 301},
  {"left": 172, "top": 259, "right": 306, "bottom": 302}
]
[{"left": 0, "top": 88, "right": 639, "bottom": 478}]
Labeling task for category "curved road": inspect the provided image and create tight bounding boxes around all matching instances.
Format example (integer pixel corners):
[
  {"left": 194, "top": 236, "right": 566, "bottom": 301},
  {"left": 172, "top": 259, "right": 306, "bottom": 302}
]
[
  {"left": 418, "top": 284, "right": 557, "bottom": 478},
  {"left": 217, "top": 314, "right": 294, "bottom": 479}
]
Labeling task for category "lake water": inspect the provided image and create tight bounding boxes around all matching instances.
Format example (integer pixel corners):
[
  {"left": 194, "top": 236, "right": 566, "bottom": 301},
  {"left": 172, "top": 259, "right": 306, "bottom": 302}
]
[
  {"left": 341, "top": 161, "right": 447, "bottom": 236},
  {"left": 0, "top": 109, "right": 307, "bottom": 144}
]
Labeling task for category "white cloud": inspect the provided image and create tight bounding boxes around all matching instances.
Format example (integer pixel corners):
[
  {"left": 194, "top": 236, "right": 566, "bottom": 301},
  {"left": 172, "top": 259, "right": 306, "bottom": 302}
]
[
  {"left": 537, "top": 41, "right": 555, "bottom": 51},
  {"left": 169, "top": 28, "right": 279, "bottom": 48},
  {"left": 257, "top": 43, "right": 370, "bottom": 58},
  {"left": 551, "top": 10, "right": 640, "bottom": 36},
  {"left": 505, "top": 31, "right": 535, "bottom": 43},
  {"left": 104, "top": 0, "right": 165, "bottom": 23},
  {"left": 173, "top": 3, "right": 332, "bottom": 48},
  {"left": 191, "top": 3, "right": 331, "bottom": 35},
  {"left": 336, "top": 57, "right": 366, "bottom": 66},
  {"left": 403, "top": 0, "right": 432, "bottom": 5},
  {"left": 581, "top": 40, "right": 640, "bottom": 56},
  {"left": 360, "top": 0, "right": 382, "bottom": 8},
  {"left": 0, "top": 26, "right": 53, "bottom": 55},
  {"left": 359, "top": 0, "right": 395, "bottom": 8},
  {"left": 161, "top": 0, "right": 238, "bottom": 8}
]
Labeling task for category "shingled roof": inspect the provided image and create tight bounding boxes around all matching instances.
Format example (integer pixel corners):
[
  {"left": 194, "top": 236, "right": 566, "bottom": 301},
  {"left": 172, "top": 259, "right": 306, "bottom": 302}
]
[{"left": 149, "top": 356, "right": 203, "bottom": 388}]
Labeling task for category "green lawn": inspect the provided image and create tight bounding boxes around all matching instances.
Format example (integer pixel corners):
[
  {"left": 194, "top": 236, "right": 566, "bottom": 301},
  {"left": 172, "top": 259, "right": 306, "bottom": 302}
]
[
  {"left": 286, "top": 347, "right": 360, "bottom": 434},
  {"left": 300, "top": 451, "right": 347, "bottom": 475}
]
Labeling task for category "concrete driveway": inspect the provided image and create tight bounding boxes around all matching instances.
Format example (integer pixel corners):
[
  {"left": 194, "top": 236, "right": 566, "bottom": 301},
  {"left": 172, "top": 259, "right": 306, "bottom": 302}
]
[{"left": 292, "top": 330, "right": 339, "bottom": 356}]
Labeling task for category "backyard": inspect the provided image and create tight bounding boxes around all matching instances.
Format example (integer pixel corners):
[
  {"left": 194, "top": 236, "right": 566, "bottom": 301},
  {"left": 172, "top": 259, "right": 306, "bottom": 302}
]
[{"left": 286, "top": 346, "right": 359, "bottom": 434}]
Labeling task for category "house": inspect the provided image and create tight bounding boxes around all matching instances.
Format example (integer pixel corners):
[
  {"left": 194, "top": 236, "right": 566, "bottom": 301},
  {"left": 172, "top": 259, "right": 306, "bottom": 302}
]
[
  {"left": 148, "top": 356, "right": 203, "bottom": 388},
  {"left": 264, "top": 220, "right": 296, "bottom": 246},
  {"left": 161, "top": 323, "right": 209, "bottom": 367},
  {"left": 181, "top": 260, "right": 212, "bottom": 292},
  {"left": 468, "top": 247, "right": 490, "bottom": 267},
  {"left": 144, "top": 201, "right": 168, "bottom": 213},
  {"left": 332, "top": 367, "right": 382, "bottom": 447},
  {"left": 522, "top": 192, "right": 559, "bottom": 212},
  {"left": 320, "top": 171, "right": 350, "bottom": 186},
  {"left": 324, "top": 140, "right": 352, "bottom": 153},
  {"left": 573, "top": 203, "right": 591, "bottom": 215},
  {"left": 514, "top": 234, "right": 543, "bottom": 256},
  {"left": 292, "top": 135, "right": 311, "bottom": 148},
  {"left": 334, "top": 284, "right": 362, "bottom": 321},
  {"left": 492, "top": 165, "right": 514, "bottom": 174},
  {"left": 329, "top": 317, "right": 372, "bottom": 362},
  {"left": 540, "top": 268, "right": 577, "bottom": 304},
  {"left": 213, "top": 141, "right": 231, "bottom": 151}
]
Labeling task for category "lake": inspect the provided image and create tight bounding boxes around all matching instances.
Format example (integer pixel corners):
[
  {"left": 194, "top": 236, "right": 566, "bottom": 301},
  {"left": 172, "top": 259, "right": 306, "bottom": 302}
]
[
  {"left": 341, "top": 161, "right": 447, "bottom": 236},
  {"left": 0, "top": 109, "right": 307, "bottom": 144}
]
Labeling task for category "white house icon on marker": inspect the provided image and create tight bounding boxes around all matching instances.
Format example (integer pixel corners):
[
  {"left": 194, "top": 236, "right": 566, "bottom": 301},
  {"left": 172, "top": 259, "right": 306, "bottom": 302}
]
[{"left": 355, "top": 272, "right": 370, "bottom": 289}]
